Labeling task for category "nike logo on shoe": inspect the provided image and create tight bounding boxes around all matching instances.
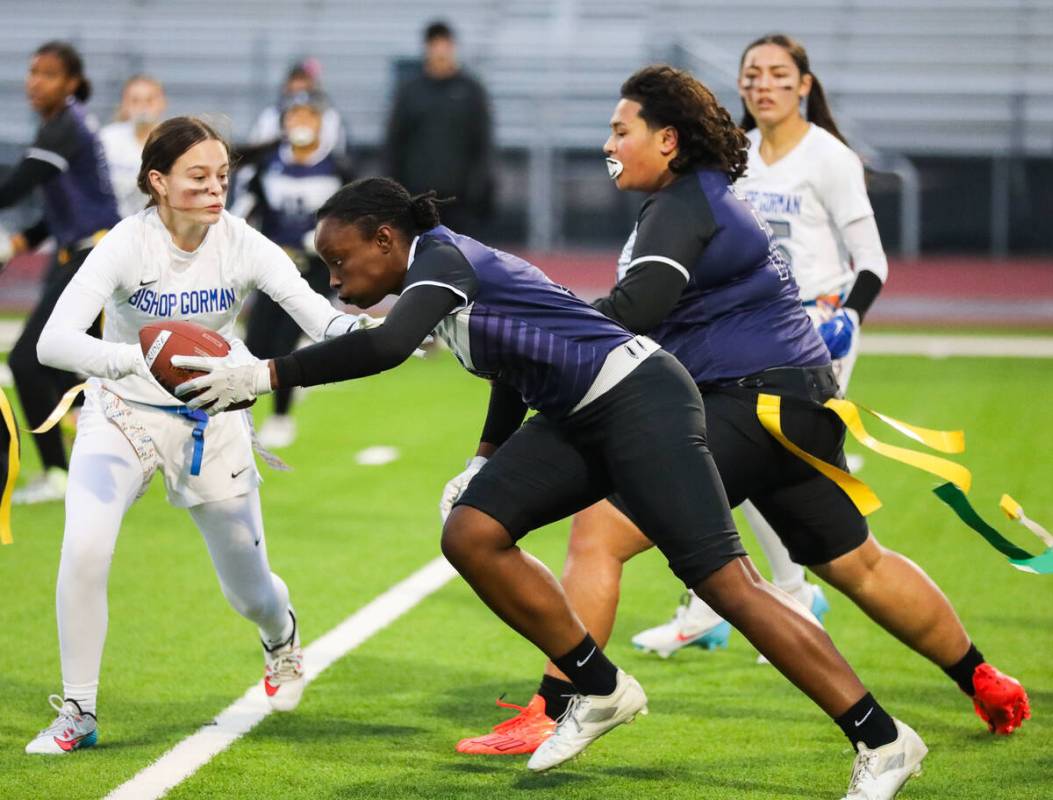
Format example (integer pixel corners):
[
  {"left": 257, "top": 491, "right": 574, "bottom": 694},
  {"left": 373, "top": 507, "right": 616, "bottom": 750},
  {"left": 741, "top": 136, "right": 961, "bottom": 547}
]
[
  {"left": 54, "top": 734, "right": 84, "bottom": 751},
  {"left": 854, "top": 707, "right": 874, "bottom": 727},
  {"left": 582, "top": 706, "right": 618, "bottom": 723},
  {"left": 576, "top": 647, "right": 596, "bottom": 667},
  {"left": 264, "top": 679, "right": 279, "bottom": 697},
  {"left": 882, "top": 753, "right": 906, "bottom": 771}
]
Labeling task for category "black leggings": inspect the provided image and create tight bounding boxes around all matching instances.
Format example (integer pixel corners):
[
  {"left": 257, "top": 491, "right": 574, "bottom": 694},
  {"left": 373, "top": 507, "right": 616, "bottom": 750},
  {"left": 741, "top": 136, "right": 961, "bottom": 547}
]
[
  {"left": 457, "top": 351, "right": 746, "bottom": 587},
  {"left": 9, "top": 249, "right": 98, "bottom": 471}
]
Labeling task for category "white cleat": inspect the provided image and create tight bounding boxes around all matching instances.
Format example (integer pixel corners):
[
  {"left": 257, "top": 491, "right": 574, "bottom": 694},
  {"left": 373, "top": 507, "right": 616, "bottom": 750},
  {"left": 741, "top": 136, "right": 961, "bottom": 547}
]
[
  {"left": 526, "top": 669, "right": 648, "bottom": 772},
  {"left": 257, "top": 415, "right": 297, "bottom": 449},
  {"left": 25, "top": 695, "right": 98, "bottom": 755},
  {"left": 263, "top": 611, "right": 305, "bottom": 711},
  {"left": 842, "top": 719, "right": 927, "bottom": 800},
  {"left": 631, "top": 592, "right": 731, "bottom": 658},
  {"left": 12, "top": 467, "right": 68, "bottom": 505}
]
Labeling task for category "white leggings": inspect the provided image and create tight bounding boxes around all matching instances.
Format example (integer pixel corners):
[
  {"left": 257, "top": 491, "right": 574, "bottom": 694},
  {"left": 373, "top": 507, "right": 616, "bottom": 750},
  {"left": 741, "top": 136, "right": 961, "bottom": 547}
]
[{"left": 56, "top": 407, "right": 292, "bottom": 713}]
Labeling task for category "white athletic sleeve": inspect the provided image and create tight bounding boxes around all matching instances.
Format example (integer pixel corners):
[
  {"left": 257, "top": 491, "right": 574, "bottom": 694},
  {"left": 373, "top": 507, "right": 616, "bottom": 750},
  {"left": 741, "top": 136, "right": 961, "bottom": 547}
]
[
  {"left": 816, "top": 145, "right": 874, "bottom": 230},
  {"left": 37, "top": 229, "right": 143, "bottom": 378},
  {"left": 244, "top": 228, "right": 342, "bottom": 342},
  {"left": 840, "top": 215, "right": 889, "bottom": 284}
]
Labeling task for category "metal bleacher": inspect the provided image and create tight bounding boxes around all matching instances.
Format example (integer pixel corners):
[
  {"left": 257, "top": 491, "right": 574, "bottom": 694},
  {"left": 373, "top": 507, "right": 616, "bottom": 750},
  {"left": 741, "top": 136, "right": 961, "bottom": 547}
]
[
  {"left": 1, "top": 1, "right": 1048, "bottom": 153},
  {"left": 0, "top": 0, "right": 1049, "bottom": 248}
]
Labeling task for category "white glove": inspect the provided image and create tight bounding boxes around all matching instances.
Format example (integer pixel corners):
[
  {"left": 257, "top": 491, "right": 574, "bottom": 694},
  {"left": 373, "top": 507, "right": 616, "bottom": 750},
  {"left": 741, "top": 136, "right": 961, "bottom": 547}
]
[
  {"left": 172, "top": 351, "right": 273, "bottom": 415},
  {"left": 439, "top": 455, "right": 488, "bottom": 523},
  {"left": 324, "top": 313, "right": 430, "bottom": 358},
  {"left": 122, "top": 343, "right": 161, "bottom": 383},
  {"left": 324, "top": 313, "right": 383, "bottom": 339}
]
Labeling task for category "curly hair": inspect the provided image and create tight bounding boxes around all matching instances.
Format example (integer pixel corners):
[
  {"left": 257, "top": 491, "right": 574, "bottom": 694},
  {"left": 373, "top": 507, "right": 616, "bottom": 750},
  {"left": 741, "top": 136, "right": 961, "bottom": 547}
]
[{"left": 620, "top": 65, "right": 749, "bottom": 181}]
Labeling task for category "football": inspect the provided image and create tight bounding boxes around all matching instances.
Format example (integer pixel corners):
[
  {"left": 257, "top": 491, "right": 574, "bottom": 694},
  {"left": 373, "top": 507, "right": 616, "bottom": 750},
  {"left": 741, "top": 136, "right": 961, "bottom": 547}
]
[{"left": 139, "top": 320, "right": 255, "bottom": 410}]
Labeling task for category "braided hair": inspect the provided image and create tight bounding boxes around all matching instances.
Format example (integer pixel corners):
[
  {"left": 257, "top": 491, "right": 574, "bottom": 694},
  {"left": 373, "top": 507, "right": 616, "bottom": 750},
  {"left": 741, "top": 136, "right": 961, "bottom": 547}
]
[{"left": 316, "top": 177, "right": 448, "bottom": 238}]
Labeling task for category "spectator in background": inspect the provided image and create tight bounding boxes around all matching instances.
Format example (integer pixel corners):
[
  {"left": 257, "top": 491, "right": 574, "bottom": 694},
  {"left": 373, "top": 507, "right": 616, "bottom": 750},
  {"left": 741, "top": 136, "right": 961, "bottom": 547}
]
[
  {"left": 248, "top": 59, "right": 348, "bottom": 156},
  {"left": 234, "top": 91, "right": 354, "bottom": 448},
  {"left": 0, "top": 41, "right": 119, "bottom": 505},
  {"left": 99, "top": 75, "right": 167, "bottom": 218},
  {"left": 385, "top": 20, "right": 494, "bottom": 236}
]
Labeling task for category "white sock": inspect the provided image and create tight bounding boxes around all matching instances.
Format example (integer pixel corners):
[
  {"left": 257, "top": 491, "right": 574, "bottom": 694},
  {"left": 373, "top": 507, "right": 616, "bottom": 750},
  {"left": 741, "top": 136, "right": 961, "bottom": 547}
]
[
  {"left": 263, "top": 610, "right": 295, "bottom": 649},
  {"left": 63, "top": 681, "right": 98, "bottom": 716},
  {"left": 742, "top": 501, "right": 812, "bottom": 606}
]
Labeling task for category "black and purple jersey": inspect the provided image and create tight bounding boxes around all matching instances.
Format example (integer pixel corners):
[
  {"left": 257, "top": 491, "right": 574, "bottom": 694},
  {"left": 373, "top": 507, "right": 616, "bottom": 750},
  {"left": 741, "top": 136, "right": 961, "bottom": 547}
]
[
  {"left": 407, "top": 226, "right": 635, "bottom": 417},
  {"left": 27, "top": 98, "right": 119, "bottom": 248},
  {"left": 243, "top": 144, "right": 352, "bottom": 249},
  {"left": 614, "top": 169, "right": 829, "bottom": 383}
]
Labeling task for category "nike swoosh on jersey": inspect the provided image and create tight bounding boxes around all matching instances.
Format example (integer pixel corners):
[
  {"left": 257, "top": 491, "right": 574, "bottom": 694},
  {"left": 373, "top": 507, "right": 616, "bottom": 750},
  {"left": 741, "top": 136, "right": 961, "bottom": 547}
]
[{"left": 231, "top": 466, "right": 251, "bottom": 479}]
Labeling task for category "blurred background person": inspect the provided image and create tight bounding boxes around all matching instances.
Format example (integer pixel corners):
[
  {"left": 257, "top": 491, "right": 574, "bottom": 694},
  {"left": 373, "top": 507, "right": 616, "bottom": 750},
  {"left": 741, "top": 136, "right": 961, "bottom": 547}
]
[
  {"left": 0, "top": 40, "right": 119, "bottom": 505},
  {"left": 233, "top": 90, "right": 354, "bottom": 448},
  {"left": 385, "top": 20, "right": 494, "bottom": 237},
  {"left": 99, "top": 74, "right": 166, "bottom": 219},
  {"left": 248, "top": 58, "right": 349, "bottom": 156}
]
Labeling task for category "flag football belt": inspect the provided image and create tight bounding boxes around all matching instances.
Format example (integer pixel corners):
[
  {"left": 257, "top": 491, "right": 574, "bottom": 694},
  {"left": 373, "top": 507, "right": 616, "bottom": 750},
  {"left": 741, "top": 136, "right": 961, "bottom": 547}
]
[
  {"left": 24, "top": 383, "right": 289, "bottom": 506},
  {"left": 57, "top": 228, "right": 108, "bottom": 265},
  {"left": 1, "top": 387, "right": 20, "bottom": 545},
  {"left": 700, "top": 364, "right": 840, "bottom": 404},
  {"left": 752, "top": 389, "right": 1052, "bottom": 574},
  {"left": 801, "top": 292, "right": 845, "bottom": 308}
]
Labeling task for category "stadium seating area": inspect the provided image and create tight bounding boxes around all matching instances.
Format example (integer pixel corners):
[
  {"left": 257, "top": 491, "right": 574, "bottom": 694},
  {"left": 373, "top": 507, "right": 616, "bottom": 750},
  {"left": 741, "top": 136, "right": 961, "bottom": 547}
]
[{"left": 0, "top": 0, "right": 1049, "bottom": 155}]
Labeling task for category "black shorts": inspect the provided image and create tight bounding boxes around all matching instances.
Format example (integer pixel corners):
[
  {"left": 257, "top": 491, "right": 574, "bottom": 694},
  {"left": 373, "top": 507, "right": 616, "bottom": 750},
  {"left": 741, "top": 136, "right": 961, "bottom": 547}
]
[
  {"left": 456, "top": 350, "right": 746, "bottom": 588},
  {"left": 612, "top": 373, "right": 869, "bottom": 566}
]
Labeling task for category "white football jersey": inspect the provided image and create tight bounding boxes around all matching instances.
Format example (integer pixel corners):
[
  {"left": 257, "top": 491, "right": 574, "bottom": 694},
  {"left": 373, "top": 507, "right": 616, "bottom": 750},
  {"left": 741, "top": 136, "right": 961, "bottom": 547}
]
[
  {"left": 99, "top": 121, "right": 148, "bottom": 219},
  {"left": 735, "top": 125, "right": 873, "bottom": 301},
  {"left": 58, "top": 208, "right": 341, "bottom": 405}
]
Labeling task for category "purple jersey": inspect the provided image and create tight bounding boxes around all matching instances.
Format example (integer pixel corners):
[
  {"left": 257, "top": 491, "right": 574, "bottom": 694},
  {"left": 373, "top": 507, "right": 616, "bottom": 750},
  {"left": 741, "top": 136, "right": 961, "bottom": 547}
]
[
  {"left": 618, "top": 169, "right": 829, "bottom": 383},
  {"left": 406, "top": 226, "right": 634, "bottom": 416},
  {"left": 29, "top": 98, "right": 119, "bottom": 248}
]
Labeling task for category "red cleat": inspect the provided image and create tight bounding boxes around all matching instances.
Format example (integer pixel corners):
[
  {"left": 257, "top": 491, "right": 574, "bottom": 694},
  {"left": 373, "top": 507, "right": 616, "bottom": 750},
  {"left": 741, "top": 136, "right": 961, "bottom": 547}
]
[
  {"left": 971, "top": 663, "right": 1031, "bottom": 735},
  {"left": 456, "top": 694, "right": 556, "bottom": 755}
]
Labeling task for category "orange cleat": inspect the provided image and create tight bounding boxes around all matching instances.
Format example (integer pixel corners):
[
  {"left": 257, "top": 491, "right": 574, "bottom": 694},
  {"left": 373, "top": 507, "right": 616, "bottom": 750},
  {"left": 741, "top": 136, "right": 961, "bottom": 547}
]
[
  {"left": 971, "top": 663, "right": 1031, "bottom": 735},
  {"left": 456, "top": 694, "right": 556, "bottom": 755}
]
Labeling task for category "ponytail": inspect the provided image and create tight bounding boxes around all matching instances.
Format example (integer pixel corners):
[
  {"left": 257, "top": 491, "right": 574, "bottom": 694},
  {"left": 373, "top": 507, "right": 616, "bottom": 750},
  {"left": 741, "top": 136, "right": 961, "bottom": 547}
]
[
  {"left": 34, "top": 41, "right": 91, "bottom": 103},
  {"left": 738, "top": 33, "right": 849, "bottom": 148},
  {"left": 317, "top": 177, "right": 450, "bottom": 238},
  {"left": 803, "top": 75, "right": 847, "bottom": 146},
  {"left": 74, "top": 76, "right": 91, "bottom": 103},
  {"left": 409, "top": 190, "right": 443, "bottom": 231}
]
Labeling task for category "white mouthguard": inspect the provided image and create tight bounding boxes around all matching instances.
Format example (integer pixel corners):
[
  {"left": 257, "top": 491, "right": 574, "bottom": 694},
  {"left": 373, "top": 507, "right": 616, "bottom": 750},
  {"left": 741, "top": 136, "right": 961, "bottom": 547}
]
[{"left": 605, "top": 158, "right": 624, "bottom": 179}]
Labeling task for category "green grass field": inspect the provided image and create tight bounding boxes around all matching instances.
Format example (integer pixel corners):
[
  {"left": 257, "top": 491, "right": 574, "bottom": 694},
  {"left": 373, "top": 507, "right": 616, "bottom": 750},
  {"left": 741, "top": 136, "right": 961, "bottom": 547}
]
[{"left": 1, "top": 347, "right": 1051, "bottom": 800}]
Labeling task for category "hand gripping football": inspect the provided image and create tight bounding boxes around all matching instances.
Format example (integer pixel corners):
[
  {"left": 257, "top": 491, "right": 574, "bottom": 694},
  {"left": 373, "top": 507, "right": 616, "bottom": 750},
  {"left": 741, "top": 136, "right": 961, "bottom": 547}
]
[{"left": 139, "top": 320, "right": 255, "bottom": 410}]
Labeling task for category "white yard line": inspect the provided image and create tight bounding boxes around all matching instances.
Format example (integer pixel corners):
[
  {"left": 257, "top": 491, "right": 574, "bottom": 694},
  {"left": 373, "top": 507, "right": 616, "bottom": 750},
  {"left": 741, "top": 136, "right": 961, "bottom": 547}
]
[
  {"left": 103, "top": 557, "right": 458, "bottom": 800},
  {"left": 861, "top": 333, "right": 1053, "bottom": 358}
]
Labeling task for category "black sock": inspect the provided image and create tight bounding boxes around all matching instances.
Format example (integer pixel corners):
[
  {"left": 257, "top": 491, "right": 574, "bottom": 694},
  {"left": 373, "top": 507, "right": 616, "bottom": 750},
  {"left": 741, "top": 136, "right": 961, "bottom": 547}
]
[
  {"left": 834, "top": 693, "right": 898, "bottom": 750},
  {"left": 537, "top": 675, "right": 576, "bottom": 720},
  {"left": 943, "top": 643, "right": 985, "bottom": 696},
  {"left": 551, "top": 634, "right": 618, "bottom": 697}
]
